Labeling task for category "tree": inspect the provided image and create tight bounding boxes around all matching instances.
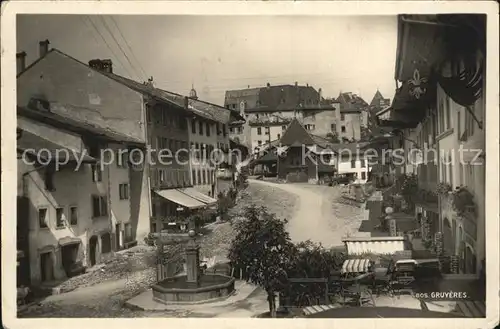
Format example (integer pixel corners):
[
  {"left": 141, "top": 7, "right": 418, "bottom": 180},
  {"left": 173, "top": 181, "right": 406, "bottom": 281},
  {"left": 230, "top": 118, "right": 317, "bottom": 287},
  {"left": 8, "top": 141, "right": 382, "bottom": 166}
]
[
  {"left": 228, "top": 205, "right": 295, "bottom": 317},
  {"left": 285, "top": 241, "right": 346, "bottom": 307}
]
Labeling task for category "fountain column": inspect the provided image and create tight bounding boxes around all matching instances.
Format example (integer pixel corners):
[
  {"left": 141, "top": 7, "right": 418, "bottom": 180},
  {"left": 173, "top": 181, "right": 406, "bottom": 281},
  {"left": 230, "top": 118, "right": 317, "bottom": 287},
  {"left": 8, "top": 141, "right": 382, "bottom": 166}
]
[{"left": 185, "top": 218, "right": 200, "bottom": 284}]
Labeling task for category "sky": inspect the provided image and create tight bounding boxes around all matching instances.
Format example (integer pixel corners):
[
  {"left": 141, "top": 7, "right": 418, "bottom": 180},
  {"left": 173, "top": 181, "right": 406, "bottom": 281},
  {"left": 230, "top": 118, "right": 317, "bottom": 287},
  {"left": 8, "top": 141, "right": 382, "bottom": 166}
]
[{"left": 17, "top": 15, "right": 398, "bottom": 105}]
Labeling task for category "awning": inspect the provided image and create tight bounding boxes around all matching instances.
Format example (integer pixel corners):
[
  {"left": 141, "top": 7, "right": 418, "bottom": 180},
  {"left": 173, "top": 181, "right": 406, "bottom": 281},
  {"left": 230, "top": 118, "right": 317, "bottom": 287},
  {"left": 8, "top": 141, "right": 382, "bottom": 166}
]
[
  {"left": 58, "top": 236, "right": 82, "bottom": 247},
  {"left": 178, "top": 187, "right": 217, "bottom": 206},
  {"left": 341, "top": 259, "right": 372, "bottom": 274},
  {"left": 155, "top": 189, "right": 206, "bottom": 210}
]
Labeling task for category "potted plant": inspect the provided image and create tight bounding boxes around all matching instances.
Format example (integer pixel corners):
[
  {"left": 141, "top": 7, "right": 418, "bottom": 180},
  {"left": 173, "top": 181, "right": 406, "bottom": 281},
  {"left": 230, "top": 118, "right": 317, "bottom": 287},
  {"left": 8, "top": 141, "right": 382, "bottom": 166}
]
[{"left": 436, "top": 182, "right": 452, "bottom": 196}]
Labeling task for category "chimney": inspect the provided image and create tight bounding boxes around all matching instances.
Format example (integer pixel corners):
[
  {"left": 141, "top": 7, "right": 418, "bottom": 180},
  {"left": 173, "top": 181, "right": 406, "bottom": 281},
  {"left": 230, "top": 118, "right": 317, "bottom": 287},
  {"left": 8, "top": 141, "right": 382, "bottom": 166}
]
[
  {"left": 39, "top": 39, "right": 50, "bottom": 58},
  {"left": 184, "top": 96, "right": 189, "bottom": 109},
  {"left": 16, "top": 51, "right": 27, "bottom": 75},
  {"left": 88, "top": 59, "right": 113, "bottom": 73},
  {"left": 318, "top": 88, "right": 322, "bottom": 101}
]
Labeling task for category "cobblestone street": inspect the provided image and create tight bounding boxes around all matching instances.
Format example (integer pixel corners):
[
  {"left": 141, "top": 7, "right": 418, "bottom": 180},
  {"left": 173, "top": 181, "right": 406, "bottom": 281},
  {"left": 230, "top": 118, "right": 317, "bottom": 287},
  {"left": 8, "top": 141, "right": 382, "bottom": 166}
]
[{"left": 17, "top": 181, "right": 308, "bottom": 318}]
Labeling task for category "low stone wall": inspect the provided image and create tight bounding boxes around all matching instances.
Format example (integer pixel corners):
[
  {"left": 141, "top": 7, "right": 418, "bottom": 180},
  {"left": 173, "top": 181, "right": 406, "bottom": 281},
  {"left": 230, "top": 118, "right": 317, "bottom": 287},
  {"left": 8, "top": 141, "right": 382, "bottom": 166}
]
[{"left": 151, "top": 275, "right": 235, "bottom": 304}]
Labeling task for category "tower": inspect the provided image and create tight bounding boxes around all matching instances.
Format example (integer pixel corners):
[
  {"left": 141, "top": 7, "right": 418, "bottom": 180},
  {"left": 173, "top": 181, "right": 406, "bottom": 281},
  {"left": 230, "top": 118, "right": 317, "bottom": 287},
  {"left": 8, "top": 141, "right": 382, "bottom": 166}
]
[{"left": 189, "top": 84, "right": 198, "bottom": 100}]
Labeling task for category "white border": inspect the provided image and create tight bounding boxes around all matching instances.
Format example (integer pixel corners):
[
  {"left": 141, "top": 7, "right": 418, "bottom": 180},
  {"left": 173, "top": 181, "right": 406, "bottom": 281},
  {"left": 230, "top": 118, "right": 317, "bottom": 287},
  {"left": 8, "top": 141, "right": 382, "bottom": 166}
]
[{"left": 1, "top": 2, "right": 498, "bottom": 329}]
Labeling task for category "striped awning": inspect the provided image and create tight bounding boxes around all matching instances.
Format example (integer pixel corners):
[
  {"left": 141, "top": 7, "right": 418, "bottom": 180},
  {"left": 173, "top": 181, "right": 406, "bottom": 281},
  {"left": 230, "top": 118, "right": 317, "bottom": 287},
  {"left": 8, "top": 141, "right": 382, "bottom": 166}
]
[
  {"left": 155, "top": 189, "right": 206, "bottom": 209},
  {"left": 177, "top": 187, "right": 217, "bottom": 206},
  {"left": 341, "top": 258, "right": 372, "bottom": 274}
]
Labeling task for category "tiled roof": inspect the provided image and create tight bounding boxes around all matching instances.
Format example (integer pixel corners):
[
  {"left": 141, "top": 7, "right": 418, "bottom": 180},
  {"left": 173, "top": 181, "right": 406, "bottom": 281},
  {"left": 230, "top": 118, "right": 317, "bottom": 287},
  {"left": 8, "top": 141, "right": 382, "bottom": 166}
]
[
  {"left": 20, "top": 49, "right": 239, "bottom": 125},
  {"left": 369, "top": 90, "right": 384, "bottom": 107},
  {"left": 17, "top": 106, "right": 145, "bottom": 145},
  {"left": 337, "top": 92, "right": 368, "bottom": 113},
  {"left": 18, "top": 129, "right": 96, "bottom": 163},
  {"left": 245, "top": 103, "right": 334, "bottom": 113},
  {"left": 279, "top": 118, "right": 316, "bottom": 146},
  {"left": 328, "top": 142, "right": 371, "bottom": 155},
  {"left": 100, "top": 73, "right": 239, "bottom": 124}
]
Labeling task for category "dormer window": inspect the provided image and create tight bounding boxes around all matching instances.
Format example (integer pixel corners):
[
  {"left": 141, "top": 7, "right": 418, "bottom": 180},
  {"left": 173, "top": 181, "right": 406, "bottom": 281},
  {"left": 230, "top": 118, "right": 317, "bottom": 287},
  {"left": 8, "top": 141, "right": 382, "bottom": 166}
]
[{"left": 28, "top": 97, "right": 51, "bottom": 112}]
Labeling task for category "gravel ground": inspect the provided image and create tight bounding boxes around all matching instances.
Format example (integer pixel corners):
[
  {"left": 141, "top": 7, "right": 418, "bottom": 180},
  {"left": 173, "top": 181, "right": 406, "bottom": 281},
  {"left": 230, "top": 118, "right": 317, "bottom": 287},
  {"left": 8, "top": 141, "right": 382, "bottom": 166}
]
[{"left": 18, "top": 183, "right": 299, "bottom": 318}]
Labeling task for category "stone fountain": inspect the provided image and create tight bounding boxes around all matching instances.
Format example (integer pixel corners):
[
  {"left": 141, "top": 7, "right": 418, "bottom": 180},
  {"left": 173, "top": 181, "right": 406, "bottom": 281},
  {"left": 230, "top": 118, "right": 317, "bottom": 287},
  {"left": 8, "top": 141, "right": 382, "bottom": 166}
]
[{"left": 151, "top": 218, "right": 235, "bottom": 304}]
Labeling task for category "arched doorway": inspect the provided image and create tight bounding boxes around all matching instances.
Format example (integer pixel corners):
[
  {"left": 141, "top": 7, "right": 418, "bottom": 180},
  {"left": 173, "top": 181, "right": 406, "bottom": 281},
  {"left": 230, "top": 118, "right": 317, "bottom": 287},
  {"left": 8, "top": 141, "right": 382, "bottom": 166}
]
[
  {"left": 89, "top": 236, "right": 98, "bottom": 266},
  {"left": 443, "top": 218, "right": 453, "bottom": 255}
]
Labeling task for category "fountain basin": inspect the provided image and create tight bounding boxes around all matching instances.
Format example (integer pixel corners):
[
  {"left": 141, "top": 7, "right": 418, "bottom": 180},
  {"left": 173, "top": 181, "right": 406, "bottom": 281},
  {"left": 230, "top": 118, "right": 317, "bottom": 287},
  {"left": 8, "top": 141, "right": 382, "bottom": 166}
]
[{"left": 151, "top": 274, "right": 235, "bottom": 304}]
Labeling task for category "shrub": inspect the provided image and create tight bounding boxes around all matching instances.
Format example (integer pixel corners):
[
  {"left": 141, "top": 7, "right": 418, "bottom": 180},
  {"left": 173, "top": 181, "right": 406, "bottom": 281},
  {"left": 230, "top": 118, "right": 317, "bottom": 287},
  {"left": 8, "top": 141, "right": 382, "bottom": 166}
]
[{"left": 144, "top": 233, "right": 156, "bottom": 246}]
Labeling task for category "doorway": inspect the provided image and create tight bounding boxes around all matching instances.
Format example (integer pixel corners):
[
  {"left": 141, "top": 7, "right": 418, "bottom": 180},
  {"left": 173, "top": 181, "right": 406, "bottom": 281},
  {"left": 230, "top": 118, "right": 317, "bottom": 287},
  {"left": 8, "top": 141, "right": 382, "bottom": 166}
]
[
  {"left": 89, "top": 236, "right": 98, "bottom": 266},
  {"left": 40, "top": 252, "right": 54, "bottom": 282},
  {"left": 61, "top": 243, "right": 79, "bottom": 277}
]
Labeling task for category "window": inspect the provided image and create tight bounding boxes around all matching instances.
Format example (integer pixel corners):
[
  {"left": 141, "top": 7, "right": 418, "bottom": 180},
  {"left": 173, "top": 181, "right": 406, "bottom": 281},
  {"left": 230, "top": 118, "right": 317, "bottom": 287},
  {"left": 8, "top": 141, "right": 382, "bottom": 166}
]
[
  {"left": 119, "top": 183, "right": 129, "bottom": 200},
  {"left": 146, "top": 107, "right": 152, "bottom": 124},
  {"left": 56, "top": 207, "right": 64, "bottom": 228},
  {"left": 117, "top": 150, "right": 128, "bottom": 168},
  {"left": 351, "top": 160, "right": 356, "bottom": 168},
  {"left": 38, "top": 208, "right": 48, "bottom": 228},
  {"left": 257, "top": 127, "right": 262, "bottom": 135},
  {"left": 91, "top": 164, "right": 102, "bottom": 182},
  {"left": 196, "top": 170, "right": 200, "bottom": 185},
  {"left": 199, "top": 121, "right": 204, "bottom": 135},
  {"left": 92, "top": 195, "right": 108, "bottom": 218},
  {"left": 445, "top": 96, "right": 451, "bottom": 130},
  {"left": 265, "top": 127, "right": 270, "bottom": 135},
  {"left": 206, "top": 122, "right": 211, "bottom": 136},
  {"left": 180, "top": 116, "right": 187, "bottom": 130},
  {"left": 282, "top": 125, "right": 287, "bottom": 131},
  {"left": 217, "top": 123, "right": 221, "bottom": 135},
  {"left": 341, "top": 126, "right": 346, "bottom": 133},
  {"left": 361, "top": 172, "right": 366, "bottom": 180},
  {"left": 222, "top": 124, "right": 227, "bottom": 137},
  {"left": 341, "top": 113, "right": 345, "bottom": 121},
  {"left": 331, "top": 123, "right": 335, "bottom": 131},
  {"left": 191, "top": 119, "right": 196, "bottom": 134},
  {"left": 360, "top": 160, "right": 366, "bottom": 168},
  {"left": 448, "top": 155, "right": 454, "bottom": 188},
  {"left": 441, "top": 161, "right": 447, "bottom": 183},
  {"left": 192, "top": 170, "right": 196, "bottom": 185},
  {"left": 69, "top": 206, "right": 78, "bottom": 225},
  {"left": 277, "top": 133, "right": 281, "bottom": 139},
  {"left": 438, "top": 101, "right": 445, "bottom": 134},
  {"left": 202, "top": 170, "right": 206, "bottom": 185},
  {"left": 258, "top": 140, "right": 262, "bottom": 146},
  {"left": 151, "top": 222, "right": 157, "bottom": 233}
]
